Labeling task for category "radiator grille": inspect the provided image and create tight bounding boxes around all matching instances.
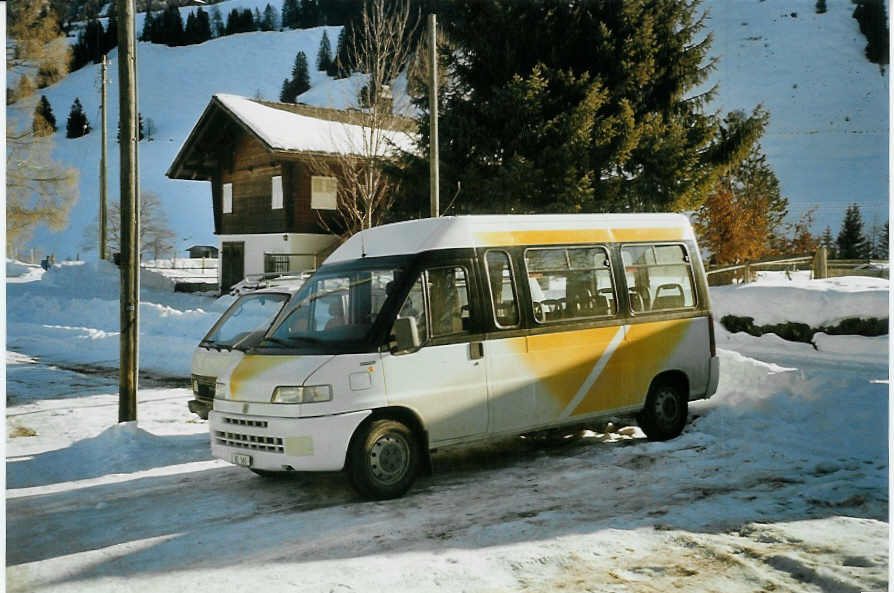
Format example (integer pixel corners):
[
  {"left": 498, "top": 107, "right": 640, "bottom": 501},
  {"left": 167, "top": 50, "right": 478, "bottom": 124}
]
[
  {"left": 222, "top": 417, "right": 268, "bottom": 428},
  {"left": 215, "top": 431, "right": 284, "bottom": 453}
]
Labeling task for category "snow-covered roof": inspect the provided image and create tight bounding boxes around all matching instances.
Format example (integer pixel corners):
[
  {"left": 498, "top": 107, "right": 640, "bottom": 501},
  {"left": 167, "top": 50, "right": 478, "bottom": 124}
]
[
  {"left": 214, "top": 94, "right": 416, "bottom": 156},
  {"left": 325, "top": 214, "right": 697, "bottom": 264},
  {"left": 167, "top": 94, "right": 416, "bottom": 180}
]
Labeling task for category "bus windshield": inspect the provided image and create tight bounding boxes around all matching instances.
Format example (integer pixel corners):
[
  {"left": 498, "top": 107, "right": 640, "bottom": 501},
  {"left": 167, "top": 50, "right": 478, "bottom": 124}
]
[{"left": 261, "top": 266, "right": 403, "bottom": 352}]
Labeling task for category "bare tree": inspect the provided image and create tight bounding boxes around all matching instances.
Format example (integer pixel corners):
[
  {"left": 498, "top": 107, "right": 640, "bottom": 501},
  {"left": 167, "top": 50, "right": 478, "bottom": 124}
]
[
  {"left": 7, "top": 3, "right": 78, "bottom": 252},
  {"left": 311, "top": 0, "right": 418, "bottom": 240},
  {"left": 81, "top": 191, "right": 175, "bottom": 259}
]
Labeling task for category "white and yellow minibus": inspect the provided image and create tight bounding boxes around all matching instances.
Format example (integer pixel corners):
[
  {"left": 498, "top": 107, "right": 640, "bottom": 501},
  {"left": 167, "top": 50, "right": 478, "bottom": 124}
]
[{"left": 210, "top": 214, "right": 719, "bottom": 499}]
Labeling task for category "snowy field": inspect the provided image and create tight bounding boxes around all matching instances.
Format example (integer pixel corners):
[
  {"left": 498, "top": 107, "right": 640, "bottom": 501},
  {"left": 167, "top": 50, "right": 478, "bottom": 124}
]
[{"left": 5, "top": 262, "right": 889, "bottom": 592}]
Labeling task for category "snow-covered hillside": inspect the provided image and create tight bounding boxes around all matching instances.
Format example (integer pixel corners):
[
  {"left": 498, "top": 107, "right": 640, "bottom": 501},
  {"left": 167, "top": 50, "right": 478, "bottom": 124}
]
[
  {"left": 5, "top": 268, "right": 889, "bottom": 592},
  {"left": 7, "top": 0, "right": 888, "bottom": 260}
]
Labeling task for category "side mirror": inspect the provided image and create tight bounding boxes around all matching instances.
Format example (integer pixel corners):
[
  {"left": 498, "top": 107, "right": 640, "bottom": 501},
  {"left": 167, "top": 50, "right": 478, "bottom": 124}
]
[{"left": 391, "top": 316, "right": 421, "bottom": 353}]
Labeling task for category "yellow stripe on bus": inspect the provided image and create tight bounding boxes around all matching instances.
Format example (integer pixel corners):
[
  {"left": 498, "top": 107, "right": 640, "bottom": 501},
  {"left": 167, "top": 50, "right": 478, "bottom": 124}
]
[
  {"left": 476, "top": 227, "right": 686, "bottom": 247},
  {"left": 230, "top": 355, "right": 293, "bottom": 399}
]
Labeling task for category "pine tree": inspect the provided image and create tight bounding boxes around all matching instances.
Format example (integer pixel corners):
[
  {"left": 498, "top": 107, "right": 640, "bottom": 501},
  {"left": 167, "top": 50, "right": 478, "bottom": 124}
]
[
  {"left": 300, "top": 0, "right": 321, "bottom": 28},
  {"left": 293, "top": 50, "right": 311, "bottom": 96},
  {"left": 334, "top": 25, "right": 350, "bottom": 78},
  {"left": 65, "top": 97, "right": 91, "bottom": 138},
  {"left": 160, "top": 3, "right": 185, "bottom": 46},
  {"left": 821, "top": 225, "right": 837, "bottom": 258},
  {"left": 281, "top": 0, "right": 300, "bottom": 29},
  {"left": 280, "top": 51, "right": 311, "bottom": 102},
  {"left": 141, "top": 10, "right": 156, "bottom": 41},
  {"left": 211, "top": 6, "right": 224, "bottom": 37},
  {"left": 253, "top": 8, "right": 263, "bottom": 31},
  {"left": 836, "top": 203, "right": 870, "bottom": 259},
  {"left": 261, "top": 4, "right": 277, "bottom": 31},
  {"left": 279, "top": 77, "right": 295, "bottom": 102},
  {"left": 33, "top": 95, "right": 57, "bottom": 136},
  {"left": 317, "top": 30, "right": 333, "bottom": 71},
  {"left": 878, "top": 222, "right": 889, "bottom": 258},
  {"left": 406, "top": 0, "right": 764, "bottom": 216}
]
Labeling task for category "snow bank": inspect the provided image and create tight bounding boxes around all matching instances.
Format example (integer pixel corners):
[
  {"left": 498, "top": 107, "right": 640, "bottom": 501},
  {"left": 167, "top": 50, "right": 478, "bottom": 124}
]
[
  {"left": 6, "top": 259, "right": 47, "bottom": 283},
  {"left": 6, "top": 259, "right": 235, "bottom": 376},
  {"left": 710, "top": 275, "right": 889, "bottom": 326}
]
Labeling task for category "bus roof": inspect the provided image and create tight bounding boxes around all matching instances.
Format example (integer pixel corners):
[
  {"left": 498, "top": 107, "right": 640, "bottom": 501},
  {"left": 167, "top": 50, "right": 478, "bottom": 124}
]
[{"left": 324, "top": 214, "right": 696, "bottom": 264}]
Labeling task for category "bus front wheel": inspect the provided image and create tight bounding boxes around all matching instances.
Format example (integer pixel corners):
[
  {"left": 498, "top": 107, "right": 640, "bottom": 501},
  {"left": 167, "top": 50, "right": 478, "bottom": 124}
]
[
  {"left": 637, "top": 380, "right": 688, "bottom": 441},
  {"left": 348, "top": 419, "right": 420, "bottom": 500}
]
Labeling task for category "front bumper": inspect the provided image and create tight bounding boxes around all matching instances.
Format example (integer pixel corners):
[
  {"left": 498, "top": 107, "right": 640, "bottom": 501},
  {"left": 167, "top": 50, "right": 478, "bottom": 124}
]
[{"left": 209, "top": 409, "right": 372, "bottom": 472}]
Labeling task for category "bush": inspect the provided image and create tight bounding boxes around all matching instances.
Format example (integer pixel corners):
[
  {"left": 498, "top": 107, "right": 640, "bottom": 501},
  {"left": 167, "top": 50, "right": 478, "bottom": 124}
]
[{"left": 721, "top": 314, "right": 888, "bottom": 343}]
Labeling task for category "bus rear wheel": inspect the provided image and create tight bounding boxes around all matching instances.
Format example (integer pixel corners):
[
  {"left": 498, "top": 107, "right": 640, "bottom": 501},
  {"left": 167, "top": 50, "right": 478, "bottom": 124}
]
[
  {"left": 348, "top": 419, "right": 420, "bottom": 500},
  {"left": 637, "top": 380, "right": 687, "bottom": 441}
]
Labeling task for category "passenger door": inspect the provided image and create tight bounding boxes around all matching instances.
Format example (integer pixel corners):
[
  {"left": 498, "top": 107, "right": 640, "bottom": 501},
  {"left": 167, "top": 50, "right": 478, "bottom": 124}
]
[{"left": 381, "top": 265, "right": 488, "bottom": 445}]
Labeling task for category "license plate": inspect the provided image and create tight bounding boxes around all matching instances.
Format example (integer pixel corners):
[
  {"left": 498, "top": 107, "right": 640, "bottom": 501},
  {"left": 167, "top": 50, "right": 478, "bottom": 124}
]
[{"left": 233, "top": 453, "right": 252, "bottom": 467}]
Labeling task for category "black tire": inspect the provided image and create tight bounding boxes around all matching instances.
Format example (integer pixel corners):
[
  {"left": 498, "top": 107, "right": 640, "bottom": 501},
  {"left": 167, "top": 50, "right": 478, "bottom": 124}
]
[
  {"left": 637, "top": 380, "right": 688, "bottom": 441},
  {"left": 348, "top": 419, "right": 420, "bottom": 500}
]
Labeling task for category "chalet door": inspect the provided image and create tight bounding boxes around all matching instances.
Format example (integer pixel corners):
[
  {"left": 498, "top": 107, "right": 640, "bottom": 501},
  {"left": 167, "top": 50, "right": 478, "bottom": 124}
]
[{"left": 221, "top": 242, "right": 244, "bottom": 293}]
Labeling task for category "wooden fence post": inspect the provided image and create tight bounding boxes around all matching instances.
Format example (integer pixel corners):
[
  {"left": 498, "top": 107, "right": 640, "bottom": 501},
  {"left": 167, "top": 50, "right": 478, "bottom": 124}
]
[{"left": 813, "top": 247, "right": 828, "bottom": 279}]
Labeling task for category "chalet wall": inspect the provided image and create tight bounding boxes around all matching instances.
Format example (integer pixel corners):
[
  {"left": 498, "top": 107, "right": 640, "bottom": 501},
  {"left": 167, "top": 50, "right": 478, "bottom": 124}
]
[{"left": 216, "top": 134, "right": 332, "bottom": 236}]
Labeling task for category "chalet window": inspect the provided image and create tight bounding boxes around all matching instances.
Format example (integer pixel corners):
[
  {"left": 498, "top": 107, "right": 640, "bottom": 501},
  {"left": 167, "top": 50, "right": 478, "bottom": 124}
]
[
  {"left": 311, "top": 176, "right": 337, "bottom": 210},
  {"left": 271, "top": 175, "right": 283, "bottom": 210},
  {"left": 222, "top": 183, "right": 233, "bottom": 214}
]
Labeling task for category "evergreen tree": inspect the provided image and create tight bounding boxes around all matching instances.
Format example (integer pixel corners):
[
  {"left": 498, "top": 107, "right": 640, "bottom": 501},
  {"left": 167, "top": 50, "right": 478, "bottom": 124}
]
[
  {"left": 836, "top": 203, "right": 870, "bottom": 259},
  {"left": 33, "top": 95, "right": 57, "bottom": 136},
  {"left": 140, "top": 10, "right": 156, "bottom": 41},
  {"left": 403, "top": 0, "right": 765, "bottom": 217},
  {"left": 184, "top": 7, "right": 212, "bottom": 44},
  {"left": 253, "top": 7, "right": 263, "bottom": 30},
  {"left": 211, "top": 6, "right": 224, "bottom": 37},
  {"left": 821, "top": 225, "right": 837, "bottom": 258},
  {"left": 279, "top": 77, "right": 295, "bottom": 102},
  {"left": 159, "top": 3, "right": 185, "bottom": 46},
  {"left": 281, "top": 0, "right": 300, "bottom": 29},
  {"left": 293, "top": 50, "right": 311, "bottom": 96},
  {"left": 65, "top": 97, "right": 91, "bottom": 138},
  {"left": 316, "top": 30, "right": 333, "bottom": 71},
  {"left": 852, "top": 0, "right": 889, "bottom": 68},
  {"left": 103, "top": 14, "right": 118, "bottom": 52},
  {"left": 261, "top": 4, "right": 278, "bottom": 31},
  {"left": 878, "top": 222, "right": 889, "bottom": 258},
  {"left": 334, "top": 24, "right": 350, "bottom": 78},
  {"left": 693, "top": 111, "right": 785, "bottom": 265},
  {"left": 280, "top": 50, "right": 312, "bottom": 102},
  {"left": 300, "top": 0, "right": 321, "bottom": 28}
]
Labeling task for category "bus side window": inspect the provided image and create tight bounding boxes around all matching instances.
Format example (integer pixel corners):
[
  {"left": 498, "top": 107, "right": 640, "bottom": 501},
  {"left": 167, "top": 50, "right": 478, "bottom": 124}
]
[
  {"left": 484, "top": 251, "right": 520, "bottom": 328},
  {"left": 397, "top": 276, "right": 428, "bottom": 341},
  {"left": 427, "top": 267, "right": 472, "bottom": 337}
]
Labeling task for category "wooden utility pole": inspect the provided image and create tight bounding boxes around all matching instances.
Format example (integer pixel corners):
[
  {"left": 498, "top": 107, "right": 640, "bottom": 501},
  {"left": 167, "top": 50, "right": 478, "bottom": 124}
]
[
  {"left": 99, "top": 55, "right": 108, "bottom": 260},
  {"left": 117, "top": 0, "right": 140, "bottom": 422},
  {"left": 428, "top": 13, "right": 439, "bottom": 218}
]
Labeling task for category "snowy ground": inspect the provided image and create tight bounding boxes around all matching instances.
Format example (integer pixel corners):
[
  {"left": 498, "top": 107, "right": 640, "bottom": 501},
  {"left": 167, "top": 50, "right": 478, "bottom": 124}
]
[{"left": 5, "top": 263, "right": 890, "bottom": 592}]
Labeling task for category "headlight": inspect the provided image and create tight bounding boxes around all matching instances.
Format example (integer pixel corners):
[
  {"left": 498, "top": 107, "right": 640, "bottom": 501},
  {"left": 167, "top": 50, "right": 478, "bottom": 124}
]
[
  {"left": 215, "top": 381, "right": 228, "bottom": 398},
  {"left": 271, "top": 385, "right": 332, "bottom": 404}
]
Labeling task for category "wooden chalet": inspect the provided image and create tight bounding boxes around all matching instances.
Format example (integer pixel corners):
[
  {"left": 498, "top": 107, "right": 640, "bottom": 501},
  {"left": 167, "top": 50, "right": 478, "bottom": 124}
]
[{"left": 167, "top": 94, "right": 414, "bottom": 293}]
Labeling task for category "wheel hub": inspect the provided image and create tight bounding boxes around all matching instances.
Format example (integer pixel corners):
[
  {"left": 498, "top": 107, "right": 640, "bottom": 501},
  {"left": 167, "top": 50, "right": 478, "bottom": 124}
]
[
  {"left": 369, "top": 434, "right": 409, "bottom": 485},
  {"left": 654, "top": 388, "right": 679, "bottom": 426}
]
